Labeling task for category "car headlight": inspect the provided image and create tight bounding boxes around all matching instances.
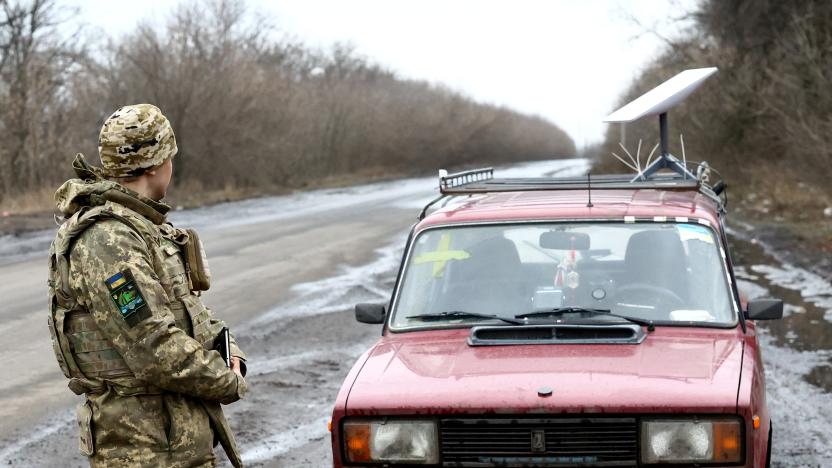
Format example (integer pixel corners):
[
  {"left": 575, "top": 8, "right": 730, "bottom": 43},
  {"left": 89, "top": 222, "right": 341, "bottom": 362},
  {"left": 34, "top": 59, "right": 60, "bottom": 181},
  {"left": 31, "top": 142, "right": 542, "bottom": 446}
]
[
  {"left": 641, "top": 418, "right": 742, "bottom": 464},
  {"left": 343, "top": 420, "right": 439, "bottom": 464}
]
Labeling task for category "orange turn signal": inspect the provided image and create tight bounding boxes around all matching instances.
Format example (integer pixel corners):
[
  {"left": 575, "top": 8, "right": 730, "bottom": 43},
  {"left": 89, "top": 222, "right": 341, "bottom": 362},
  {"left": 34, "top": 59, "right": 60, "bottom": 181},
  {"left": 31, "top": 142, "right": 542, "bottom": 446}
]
[
  {"left": 752, "top": 415, "right": 761, "bottom": 430},
  {"left": 343, "top": 422, "right": 372, "bottom": 462},
  {"left": 327, "top": 420, "right": 332, "bottom": 433},
  {"left": 713, "top": 420, "right": 742, "bottom": 463}
]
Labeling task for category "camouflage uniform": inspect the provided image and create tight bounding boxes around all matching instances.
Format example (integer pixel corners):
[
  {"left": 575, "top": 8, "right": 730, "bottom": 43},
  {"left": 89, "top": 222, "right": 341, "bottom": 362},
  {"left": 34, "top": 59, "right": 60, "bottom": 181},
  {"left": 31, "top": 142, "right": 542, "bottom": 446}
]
[{"left": 48, "top": 105, "right": 248, "bottom": 467}]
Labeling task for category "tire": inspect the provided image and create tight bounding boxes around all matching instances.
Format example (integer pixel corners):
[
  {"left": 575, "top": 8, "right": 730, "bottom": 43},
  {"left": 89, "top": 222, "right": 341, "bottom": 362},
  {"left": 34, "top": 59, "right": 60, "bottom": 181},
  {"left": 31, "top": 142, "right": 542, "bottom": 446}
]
[{"left": 765, "top": 421, "right": 772, "bottom": 468}]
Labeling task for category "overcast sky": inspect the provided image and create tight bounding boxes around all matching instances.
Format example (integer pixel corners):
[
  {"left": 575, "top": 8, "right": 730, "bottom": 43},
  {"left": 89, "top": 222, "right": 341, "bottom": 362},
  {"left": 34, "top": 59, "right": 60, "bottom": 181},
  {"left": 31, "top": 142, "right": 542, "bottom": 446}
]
[{"left": 70, "top": 0, "right": 698, "bottom": 148}]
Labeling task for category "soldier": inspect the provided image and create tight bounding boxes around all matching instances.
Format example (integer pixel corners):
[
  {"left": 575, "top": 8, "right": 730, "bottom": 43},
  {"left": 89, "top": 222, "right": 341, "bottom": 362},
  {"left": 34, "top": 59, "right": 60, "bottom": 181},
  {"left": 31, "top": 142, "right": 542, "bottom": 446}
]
[{"left": 47, "top": 104, "right": 248, "bottom": 467}]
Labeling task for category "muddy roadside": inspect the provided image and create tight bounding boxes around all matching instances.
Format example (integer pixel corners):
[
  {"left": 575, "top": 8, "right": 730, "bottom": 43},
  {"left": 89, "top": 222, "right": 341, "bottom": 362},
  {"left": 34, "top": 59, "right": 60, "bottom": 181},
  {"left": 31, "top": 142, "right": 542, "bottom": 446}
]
[
  {"left": 7, "top": 228, "right": 831, "bottom": 467},
  {"left": 727, "top": 213, "right": 832, "bottom": 466},
  {"left": 2, "top": 162, "right": 830, "bottom": 467}
]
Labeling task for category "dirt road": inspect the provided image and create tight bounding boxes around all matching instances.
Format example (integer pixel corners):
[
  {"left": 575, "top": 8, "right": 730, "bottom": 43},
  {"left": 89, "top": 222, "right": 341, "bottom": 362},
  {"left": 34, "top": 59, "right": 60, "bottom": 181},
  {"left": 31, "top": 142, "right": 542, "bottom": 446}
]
[{"left": 1, "top": 159, "right": 829, "bottom": 467}]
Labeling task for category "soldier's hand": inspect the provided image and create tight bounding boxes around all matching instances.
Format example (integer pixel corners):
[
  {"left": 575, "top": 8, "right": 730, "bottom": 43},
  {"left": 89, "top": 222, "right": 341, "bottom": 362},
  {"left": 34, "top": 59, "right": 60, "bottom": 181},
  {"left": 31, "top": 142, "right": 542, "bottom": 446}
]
[{"left": 231, "top": 357, "right": 243, "bottom": 378}]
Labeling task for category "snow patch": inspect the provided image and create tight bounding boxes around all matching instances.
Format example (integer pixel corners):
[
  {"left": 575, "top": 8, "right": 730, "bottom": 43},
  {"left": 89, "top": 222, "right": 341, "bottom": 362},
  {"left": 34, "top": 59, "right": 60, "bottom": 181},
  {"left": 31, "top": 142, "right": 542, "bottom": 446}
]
[
  {"left": 241, "top": 416, "right": 329, "bottom": 463},
  {"left": 243, "top": 238, "right": 404, "bottom": 333},
  {"left": 751, "top": 263, "right": 832, "bottom": 322},
  {"left": 0, "top": 410, "right": 73, "bottom": 463},
  {"left": 758, "top": 333, "right": 832, "bottom": 464},
  {"left": 251, "top": 343, "right": 370, "bottom": 378}
]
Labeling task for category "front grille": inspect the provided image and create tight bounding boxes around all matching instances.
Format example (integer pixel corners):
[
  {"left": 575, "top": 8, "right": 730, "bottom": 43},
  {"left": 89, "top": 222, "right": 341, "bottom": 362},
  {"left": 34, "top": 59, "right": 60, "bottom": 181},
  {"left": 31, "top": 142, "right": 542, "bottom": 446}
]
[{"left": 440, "top": 417, "right": 638, "bottom": 467}]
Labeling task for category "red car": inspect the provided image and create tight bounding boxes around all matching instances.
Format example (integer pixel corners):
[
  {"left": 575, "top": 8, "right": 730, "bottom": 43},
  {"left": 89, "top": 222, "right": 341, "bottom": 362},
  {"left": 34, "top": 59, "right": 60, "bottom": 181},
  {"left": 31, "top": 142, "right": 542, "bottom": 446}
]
[
  {"left": 331, "top": 69, "right": 781, "bottom": 467},
  {"left": 330, "top": 170, "right": 781, "bottom": 467}
]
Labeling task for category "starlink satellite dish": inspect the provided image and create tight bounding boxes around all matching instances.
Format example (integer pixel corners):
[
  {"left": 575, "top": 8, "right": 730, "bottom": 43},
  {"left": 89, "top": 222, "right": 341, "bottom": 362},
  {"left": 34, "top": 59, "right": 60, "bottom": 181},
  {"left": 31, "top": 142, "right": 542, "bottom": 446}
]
[
  {"left": 605, "top": 67, "right": 718, "bottom": 123},
  {"left": 604, "top": 67, "right": 718, "bottom": 181}
]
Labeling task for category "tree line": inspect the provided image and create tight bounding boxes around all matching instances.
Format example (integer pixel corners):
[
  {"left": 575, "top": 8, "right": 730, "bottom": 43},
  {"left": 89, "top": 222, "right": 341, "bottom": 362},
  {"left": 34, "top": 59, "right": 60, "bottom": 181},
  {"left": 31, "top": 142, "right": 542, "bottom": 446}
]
[
  {"left": 591, "top": 0, "right": 831, "bottom": 205},
  {"left": 0, "top": 0, "right": 575, "bottom": 210}
]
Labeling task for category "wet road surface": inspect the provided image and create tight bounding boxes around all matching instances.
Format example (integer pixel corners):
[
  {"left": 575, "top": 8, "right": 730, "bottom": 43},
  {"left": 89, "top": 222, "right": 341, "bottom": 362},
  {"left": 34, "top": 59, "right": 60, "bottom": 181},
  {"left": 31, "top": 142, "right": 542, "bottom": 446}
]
[{"left": 1, "top": 159, "right": 830, "bottom": 467}]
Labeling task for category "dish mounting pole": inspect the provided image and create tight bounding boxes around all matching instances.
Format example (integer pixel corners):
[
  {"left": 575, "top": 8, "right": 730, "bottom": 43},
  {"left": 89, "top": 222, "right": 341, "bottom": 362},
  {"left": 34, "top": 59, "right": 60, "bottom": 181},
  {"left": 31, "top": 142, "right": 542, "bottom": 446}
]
[{"left": 604, "top": 67, "right": 718, "bottom": 182}]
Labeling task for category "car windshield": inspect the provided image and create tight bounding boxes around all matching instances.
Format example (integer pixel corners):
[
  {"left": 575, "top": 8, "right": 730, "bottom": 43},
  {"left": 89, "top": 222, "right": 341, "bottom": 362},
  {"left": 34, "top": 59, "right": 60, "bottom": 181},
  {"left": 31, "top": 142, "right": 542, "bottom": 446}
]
[{"left": 390, "top": 222, "right": 736, "bottom": 329}]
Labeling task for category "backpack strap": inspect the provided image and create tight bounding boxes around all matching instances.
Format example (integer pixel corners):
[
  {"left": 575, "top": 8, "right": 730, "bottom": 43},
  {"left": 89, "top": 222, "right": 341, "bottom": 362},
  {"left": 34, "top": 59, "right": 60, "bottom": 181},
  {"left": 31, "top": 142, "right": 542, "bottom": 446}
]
[{"left": 48, "top": 205, "right": 162, "bottom": 395}]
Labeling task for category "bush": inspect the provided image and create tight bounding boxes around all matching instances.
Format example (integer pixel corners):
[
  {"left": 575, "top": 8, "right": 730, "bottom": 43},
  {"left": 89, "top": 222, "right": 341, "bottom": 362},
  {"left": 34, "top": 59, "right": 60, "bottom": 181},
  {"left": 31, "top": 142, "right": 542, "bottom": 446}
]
[
  {"left": 592, "top": 0, "right": 832, "bottom": 203},
  {"left": 0, "top": 0, "right": 575, "bottom": 209}
]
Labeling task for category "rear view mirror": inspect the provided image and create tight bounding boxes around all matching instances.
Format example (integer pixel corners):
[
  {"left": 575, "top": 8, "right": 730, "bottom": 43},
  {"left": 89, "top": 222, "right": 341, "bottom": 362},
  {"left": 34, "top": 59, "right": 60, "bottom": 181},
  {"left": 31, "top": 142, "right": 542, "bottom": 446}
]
[
  {"left": 355, "top": 303, "right": 386, "bottom": 324},
  {"left": 540, "top": 231, "right": 590, "bottom": 250},
  {"left": 746, "top": 299, "right": 783, "bottom": 320}
]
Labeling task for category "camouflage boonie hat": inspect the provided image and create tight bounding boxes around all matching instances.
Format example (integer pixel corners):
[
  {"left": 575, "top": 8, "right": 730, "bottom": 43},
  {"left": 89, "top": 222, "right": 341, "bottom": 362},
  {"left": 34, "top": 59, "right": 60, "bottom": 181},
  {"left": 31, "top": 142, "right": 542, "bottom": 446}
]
[{"left": 98, "top": 104, "right": 177, "bottom": 177}]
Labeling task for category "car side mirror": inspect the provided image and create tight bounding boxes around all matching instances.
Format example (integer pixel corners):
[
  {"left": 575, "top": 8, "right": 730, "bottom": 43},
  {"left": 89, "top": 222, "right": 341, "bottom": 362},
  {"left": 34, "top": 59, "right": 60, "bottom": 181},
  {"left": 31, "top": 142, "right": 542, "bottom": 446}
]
[
  {"left": 355, "top": 303, "right": 386, "bottom": 324},
  {"left": 745, "top": 299, "right": 783, "bottom": 320}
]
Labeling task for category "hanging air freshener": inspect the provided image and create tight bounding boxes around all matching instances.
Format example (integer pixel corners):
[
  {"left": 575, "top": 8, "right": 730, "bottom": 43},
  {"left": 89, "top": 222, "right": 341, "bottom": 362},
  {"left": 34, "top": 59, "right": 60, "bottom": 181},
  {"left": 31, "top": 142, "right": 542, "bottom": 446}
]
[{"left": 566, "top": 270, "right": 580, "bottom": 289}]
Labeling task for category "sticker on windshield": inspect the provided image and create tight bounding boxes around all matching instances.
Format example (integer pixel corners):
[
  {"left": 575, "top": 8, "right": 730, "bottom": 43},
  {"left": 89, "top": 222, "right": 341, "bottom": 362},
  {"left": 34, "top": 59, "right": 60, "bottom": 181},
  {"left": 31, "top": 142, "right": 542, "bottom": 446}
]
[
  {"left": 676, "top": 224, "right": 715, "bottom": 244},
  {"left": 670, "top": 309, "right": 716, "bottom": 322},
  {"left": 413, "top": 233, "right": 470, "bottom": 277}
]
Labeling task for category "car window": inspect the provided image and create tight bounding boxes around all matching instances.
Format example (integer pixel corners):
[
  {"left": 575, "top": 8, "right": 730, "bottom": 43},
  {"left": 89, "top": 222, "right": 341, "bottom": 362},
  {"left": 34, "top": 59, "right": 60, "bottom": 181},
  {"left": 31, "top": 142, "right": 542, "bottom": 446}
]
[{"left": 390, "top": 222, "right": 735, "bottom": 329}]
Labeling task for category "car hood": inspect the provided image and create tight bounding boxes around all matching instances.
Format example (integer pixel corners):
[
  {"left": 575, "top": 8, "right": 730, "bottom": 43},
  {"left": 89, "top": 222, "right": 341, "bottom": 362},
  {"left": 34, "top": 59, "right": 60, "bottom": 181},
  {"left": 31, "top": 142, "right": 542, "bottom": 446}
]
[{"left": 346, "top": 327, "right": 743, "bottom": 415}]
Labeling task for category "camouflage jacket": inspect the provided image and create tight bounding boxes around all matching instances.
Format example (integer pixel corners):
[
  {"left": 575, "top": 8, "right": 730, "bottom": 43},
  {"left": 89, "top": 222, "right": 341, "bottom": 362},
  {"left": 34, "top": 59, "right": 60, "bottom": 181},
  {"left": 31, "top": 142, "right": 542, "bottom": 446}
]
[{"left": 48, "top": 159, "right": 248, "bottom": 467}]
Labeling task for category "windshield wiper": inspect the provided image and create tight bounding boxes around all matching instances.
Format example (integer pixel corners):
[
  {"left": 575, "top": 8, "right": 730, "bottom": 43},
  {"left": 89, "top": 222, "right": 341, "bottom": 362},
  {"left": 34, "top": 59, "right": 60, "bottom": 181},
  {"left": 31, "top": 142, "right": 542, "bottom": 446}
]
[
  {"left": 407, "top": 311, "right": 524, "bottom": 325},
  {"left": 515, "top": 307, "right": 655, "bottom": 332}
]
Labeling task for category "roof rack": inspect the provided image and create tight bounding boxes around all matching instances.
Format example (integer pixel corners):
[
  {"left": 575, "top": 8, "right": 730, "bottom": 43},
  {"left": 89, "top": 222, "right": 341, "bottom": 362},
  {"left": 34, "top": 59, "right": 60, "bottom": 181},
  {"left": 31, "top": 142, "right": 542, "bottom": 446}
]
[
  {"left": 439, "top": 170, "right": 699, "bottom": 195},
  {"left": 418, "top": 67, "right": 727, "bottom": 220},
  {"left": 418, "top": 166, "right": 725, "bottom": 220}
]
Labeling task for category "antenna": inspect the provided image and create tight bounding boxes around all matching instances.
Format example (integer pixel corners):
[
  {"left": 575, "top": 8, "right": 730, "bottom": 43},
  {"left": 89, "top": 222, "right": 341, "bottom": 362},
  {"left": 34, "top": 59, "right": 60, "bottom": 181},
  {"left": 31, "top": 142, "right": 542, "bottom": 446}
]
[
  {"left": 605, "top": 67, "right": 718, "bottom": 182},
  {"left": 586, "top": 172, "right": 593, "bottom": 208}
]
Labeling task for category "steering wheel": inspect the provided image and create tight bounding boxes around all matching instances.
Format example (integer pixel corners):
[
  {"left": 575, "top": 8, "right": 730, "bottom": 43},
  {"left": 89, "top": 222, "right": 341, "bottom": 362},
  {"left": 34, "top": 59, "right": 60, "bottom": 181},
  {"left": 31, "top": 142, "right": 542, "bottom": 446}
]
[{"left": 615, "top": 283, "right": 685, "bottom": 310}]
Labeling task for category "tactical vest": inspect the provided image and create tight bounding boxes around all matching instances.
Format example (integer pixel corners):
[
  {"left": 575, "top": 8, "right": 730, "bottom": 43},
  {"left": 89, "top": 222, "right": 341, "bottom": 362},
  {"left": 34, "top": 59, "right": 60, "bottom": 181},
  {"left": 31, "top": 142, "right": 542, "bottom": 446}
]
[{"left": 47, "top": 203, "right": 213, "bottom": 396}]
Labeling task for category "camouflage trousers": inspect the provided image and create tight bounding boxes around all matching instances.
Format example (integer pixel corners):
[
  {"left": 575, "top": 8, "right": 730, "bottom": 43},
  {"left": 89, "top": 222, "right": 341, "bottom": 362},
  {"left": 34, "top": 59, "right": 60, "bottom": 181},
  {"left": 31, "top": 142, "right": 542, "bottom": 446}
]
[{"left": 81, "top": 387, "right": 217, "bottom": 467}]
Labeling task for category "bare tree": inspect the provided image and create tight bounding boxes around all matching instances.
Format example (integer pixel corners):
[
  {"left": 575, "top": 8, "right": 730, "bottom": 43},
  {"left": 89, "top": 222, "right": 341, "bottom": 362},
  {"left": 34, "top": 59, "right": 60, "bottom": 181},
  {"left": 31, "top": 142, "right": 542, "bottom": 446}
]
[
  {"left": 0, "top": 0, "right": 85, "bottom": 202},
  {"left": 2, "top": 0, "right": 576, "bottom": 209}
]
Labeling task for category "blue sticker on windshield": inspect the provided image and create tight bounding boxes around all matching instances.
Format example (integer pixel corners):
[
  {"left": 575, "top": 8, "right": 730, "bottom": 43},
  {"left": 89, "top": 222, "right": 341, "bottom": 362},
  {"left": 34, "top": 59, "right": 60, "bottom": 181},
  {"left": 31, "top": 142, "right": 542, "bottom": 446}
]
[{"left": 676, "top": 224, "right": 714, "bottom": 244}]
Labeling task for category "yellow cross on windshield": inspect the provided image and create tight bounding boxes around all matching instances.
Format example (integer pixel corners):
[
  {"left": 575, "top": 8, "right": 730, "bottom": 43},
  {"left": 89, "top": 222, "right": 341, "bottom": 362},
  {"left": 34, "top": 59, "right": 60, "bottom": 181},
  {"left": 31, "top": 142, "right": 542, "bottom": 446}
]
[{"left": 413, "top": 233, "right": 470, "bottom": 277}]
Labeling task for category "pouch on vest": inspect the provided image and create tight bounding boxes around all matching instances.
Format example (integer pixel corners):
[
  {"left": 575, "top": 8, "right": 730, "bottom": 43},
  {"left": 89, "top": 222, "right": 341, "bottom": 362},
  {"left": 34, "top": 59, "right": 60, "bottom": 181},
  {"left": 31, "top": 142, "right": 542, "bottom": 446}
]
[
  {"left": 77, "top": 400, "right": 95, "bottom": 456},
  {"left": 183, "top": 228, "right": 211, "bottom": 291}
]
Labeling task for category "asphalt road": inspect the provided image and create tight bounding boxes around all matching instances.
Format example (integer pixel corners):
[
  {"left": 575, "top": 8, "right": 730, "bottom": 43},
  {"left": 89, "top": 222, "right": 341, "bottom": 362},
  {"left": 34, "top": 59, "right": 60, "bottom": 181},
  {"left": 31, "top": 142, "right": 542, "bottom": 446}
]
[
  {"left": 1, "top": 158, "right": 830, "bottom": 467},
  {"left": 0, "top": 166, "right": 433, "bottom": 466}
]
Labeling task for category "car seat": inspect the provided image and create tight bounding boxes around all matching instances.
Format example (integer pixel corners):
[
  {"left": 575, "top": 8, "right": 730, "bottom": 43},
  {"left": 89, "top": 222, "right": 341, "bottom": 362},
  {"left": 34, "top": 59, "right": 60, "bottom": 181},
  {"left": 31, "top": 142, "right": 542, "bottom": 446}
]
[
  {"left": 441, "top": 236, "right": 528, "bottom": 316},
  {"left": 622, "top": 229, "right": 689, "bottom": 303}
]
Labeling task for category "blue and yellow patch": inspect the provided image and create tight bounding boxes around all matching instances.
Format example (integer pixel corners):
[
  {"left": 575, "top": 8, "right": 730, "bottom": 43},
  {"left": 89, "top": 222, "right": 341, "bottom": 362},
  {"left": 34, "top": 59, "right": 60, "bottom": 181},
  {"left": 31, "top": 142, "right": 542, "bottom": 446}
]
[{"left": 105, "top": 270, "right": 150, "bottom": 327}]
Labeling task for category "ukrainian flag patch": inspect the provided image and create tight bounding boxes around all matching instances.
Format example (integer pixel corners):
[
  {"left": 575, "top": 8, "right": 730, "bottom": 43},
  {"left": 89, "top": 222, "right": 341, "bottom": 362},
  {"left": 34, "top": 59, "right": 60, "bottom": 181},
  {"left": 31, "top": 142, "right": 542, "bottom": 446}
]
[{"left": 105, "top": 270, "right": 149, "bottom": 327}]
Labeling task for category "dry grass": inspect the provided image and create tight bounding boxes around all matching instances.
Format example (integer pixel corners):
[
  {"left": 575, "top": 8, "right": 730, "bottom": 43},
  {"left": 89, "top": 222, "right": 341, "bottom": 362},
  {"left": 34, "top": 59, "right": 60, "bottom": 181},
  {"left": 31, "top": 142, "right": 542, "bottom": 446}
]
[
  {"left": 0, "top": 0, "right": 576, "bottom": 205},
  {"left": 732, "top": 166, "right": 832, "bottom": 253},
  {"left": 0, "top": 167, "right": 419, "bottom": 235},
  {"left": 732, "top": 165, "right": 831, "bottom": 219},
  {"left": 0, "top": 187, "right": 56, "bottom": 215},
  {"left": 166, "top": 166, "right": 412, "bottom": 210}
]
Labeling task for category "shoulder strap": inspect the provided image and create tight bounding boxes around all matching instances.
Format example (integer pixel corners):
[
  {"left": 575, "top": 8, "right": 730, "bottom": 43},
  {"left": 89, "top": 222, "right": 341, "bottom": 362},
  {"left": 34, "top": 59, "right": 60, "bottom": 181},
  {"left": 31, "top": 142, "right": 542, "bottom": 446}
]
[
  {"left": 53, "top": 206, "right": 151, "bottom": 297},
  {"left": 48, "top": 206, "right": 162, "bottom": 393}
]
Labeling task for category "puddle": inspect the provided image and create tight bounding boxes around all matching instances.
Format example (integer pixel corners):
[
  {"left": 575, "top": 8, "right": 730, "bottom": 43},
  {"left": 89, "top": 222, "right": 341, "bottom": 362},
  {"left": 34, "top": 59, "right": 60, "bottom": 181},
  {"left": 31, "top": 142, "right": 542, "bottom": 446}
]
[
  {"left": 728, "top": 232, "right": 832, "bottom": 463},
  {"left": 729, "top": 234, "right": 832, "bottom": 391},
  {"left": 3, "top": 161, "right": 829, "bottom": 465},
  {"left": 730, "top": 235, "right": 832, "bottom": 333}
]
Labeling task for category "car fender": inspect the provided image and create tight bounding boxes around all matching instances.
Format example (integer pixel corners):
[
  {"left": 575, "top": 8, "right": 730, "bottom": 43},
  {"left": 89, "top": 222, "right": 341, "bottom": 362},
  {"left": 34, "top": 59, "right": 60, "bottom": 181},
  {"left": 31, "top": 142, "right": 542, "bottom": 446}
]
[
  {"left": 737, "top": 321, "right": 770, "bottom": 467},
  {"left": 330, "top": 342, "right": 377, "bottom": 467}
]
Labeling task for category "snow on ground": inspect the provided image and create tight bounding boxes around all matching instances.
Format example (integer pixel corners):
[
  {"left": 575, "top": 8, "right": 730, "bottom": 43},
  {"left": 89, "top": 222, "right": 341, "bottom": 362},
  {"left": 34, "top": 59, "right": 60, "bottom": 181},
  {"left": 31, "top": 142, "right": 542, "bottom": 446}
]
[{"left": 3, "top": 158, "right": 830, "bottom": 466}]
